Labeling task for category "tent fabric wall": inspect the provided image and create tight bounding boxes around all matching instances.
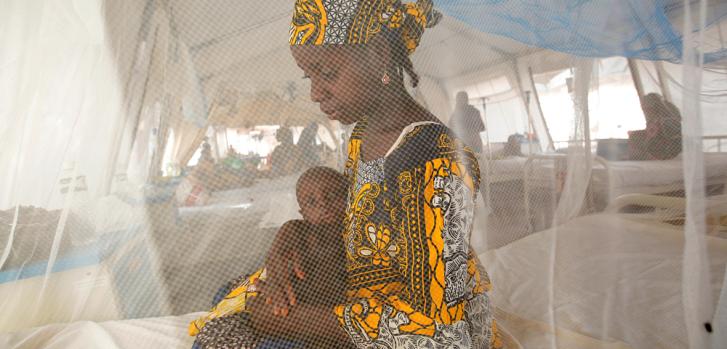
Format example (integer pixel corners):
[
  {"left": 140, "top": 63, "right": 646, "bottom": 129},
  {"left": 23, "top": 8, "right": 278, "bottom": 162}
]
[
  {"left": 0, "top": 0, "right": 143, "bottom": 209},
  {"left": 437, "top": 0, "right": 727, "bottom": 63}
]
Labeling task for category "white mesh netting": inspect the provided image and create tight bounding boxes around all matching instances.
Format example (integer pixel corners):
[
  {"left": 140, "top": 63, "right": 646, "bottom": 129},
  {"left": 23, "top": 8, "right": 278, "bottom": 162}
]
[{"left": 2, "top": 1, "right": 727, "bottom": 348}]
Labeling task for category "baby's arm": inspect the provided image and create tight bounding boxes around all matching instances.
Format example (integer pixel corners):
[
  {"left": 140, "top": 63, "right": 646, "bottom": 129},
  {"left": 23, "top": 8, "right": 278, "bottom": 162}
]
[
  {"left": 252, "top": 221, "right": 353, "bottom": 346},
  {"left": 248, "top": 297, "right": 353, "bottom": 347},
  {"left": 260, "top": 220, "right": 307, "bottom": 313}
]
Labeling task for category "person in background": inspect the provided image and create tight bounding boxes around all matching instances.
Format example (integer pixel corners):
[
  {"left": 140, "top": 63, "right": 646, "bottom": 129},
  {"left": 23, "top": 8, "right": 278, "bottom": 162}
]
[
  {"left": 270, "top": 126, "right": 302, "bottom": 176},
  {"left": 196, "top": 141, "right": 216, "bottom": 180},
  {"left": 501, "top": 133, "right": 524, "bottom": 157},
  {"left": 296, "top": 122, "right": 321, "bottom": 169},
  {"left": 628, "top": 93, "right": 682, "bottom": 160},
  {"left": 450, "top": 91, "right": 486, "bottom": 154}
]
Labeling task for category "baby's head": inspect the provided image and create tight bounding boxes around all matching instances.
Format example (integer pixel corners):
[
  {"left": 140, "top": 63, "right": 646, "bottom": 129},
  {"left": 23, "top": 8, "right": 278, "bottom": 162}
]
[{"left": 296, "top": 167, "right": 348, "bottom": 226}]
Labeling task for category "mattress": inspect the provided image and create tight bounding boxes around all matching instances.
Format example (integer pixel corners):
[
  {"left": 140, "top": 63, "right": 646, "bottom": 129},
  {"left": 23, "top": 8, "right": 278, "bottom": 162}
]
[
  {"left": 0, "top": 312, "right": 202, "bottom": 349},
  {"left": 481, "top": 213, "right": 727, "bottom": 349},
  {"left": 605, "top": 152, "right": 727, "bottom": 190},
  {"left": 482, "top": 156, "right": 528, "bottom": 183}
]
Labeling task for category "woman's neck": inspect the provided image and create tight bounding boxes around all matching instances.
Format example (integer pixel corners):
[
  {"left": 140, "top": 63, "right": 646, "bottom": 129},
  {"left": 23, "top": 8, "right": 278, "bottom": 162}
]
[
  {"left": 366, "top": 88, "right": 435, "bottom": 135},
  {"left": 357, "top": 87, "right": 438, "bottom": 161}
]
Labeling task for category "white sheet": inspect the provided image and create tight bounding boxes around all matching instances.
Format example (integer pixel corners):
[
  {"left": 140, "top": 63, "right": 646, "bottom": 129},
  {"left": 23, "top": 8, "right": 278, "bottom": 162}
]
[
  {"left": 481, "top": 213, "right": 727, "bottom": 349},
  {"left": 605, "top": 152, "right": 727, "bottom": 191},
  {"left": 483, "top": 156, "right": 528, "bottom": 183},
  {"left": 0, "top": 312, "right": 203, "bottom": 349}
]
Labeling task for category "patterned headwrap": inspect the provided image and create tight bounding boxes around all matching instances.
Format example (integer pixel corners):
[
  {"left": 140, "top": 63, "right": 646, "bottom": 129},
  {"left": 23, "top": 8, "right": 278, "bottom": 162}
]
[{"left": 289, "top": 0, "right": 441, "bottom": 54}]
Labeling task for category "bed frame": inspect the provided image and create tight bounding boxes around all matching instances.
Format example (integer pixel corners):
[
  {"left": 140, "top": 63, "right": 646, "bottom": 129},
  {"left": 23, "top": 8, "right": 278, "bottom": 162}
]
[{"left": 521, "top": 151, "right": 727, "bottom": 232}]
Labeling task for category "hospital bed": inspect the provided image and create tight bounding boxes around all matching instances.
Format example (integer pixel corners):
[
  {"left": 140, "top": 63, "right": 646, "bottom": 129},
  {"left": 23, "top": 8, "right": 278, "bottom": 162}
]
[
  {"left": 0, "top": 224, "right": 169, "bottom": 333},
  {"left": 522, "top": 152, "right": 727, "bottom": 199},
  {"left": 482, "top": 156, "right": 529, "bottom": 185},
  {"left": 598, "top": 152, "right": 727, "bottom": 199},
  {"left": 0, "top": 174, "right": 297, "bottom": 333},
  {"left": 522, "top": 152, "right": 727, "bottom": 231},
  {"left": 481, "top": 194, "right": 727, "bottom": 349},
  {"left": 0, "top": 194, "right": 176, "bottom": 333}
]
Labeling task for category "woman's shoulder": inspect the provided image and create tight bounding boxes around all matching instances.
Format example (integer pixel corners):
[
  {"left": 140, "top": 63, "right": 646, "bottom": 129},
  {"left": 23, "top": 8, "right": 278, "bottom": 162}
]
[
  {"left": 388, "top": 121, "right": 480, "bottom": 180},
  {"left": 397, "top": 121, "right": 461, "bottom": 153}
]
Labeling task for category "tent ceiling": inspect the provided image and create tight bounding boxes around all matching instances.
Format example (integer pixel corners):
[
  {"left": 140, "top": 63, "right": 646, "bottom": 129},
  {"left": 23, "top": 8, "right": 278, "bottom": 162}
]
[
  {"left": 209, "top": 91, "right": 327, "bottom": 128},
  {"left": 170, "top": 0, "right": 542, "bottom": 100}
]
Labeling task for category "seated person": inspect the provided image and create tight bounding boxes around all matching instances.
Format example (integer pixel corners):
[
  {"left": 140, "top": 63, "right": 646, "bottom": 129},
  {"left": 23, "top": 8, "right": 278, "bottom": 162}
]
[
  {"left": 629, "top": 93, "right": 682, "bottom": 160},
  {"left": 270, "top": 127, "right": 303, "bottom": 177},
  {"left": 190, "top": 167, "right": 353, "bottom": 349},
  {"left": 176, "top": 142, "right": 216, "bottom": 206},
  {"left": 500, "top": 134, "right": 524, "bottom": 158},
  {"left": 297, "top": 122, "right": 322, "bottom": 169}
]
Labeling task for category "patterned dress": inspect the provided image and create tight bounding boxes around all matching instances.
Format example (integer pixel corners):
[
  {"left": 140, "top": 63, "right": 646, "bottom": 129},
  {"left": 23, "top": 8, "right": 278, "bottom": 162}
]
[{"left": 335, "top": 121, "right": 501, "bottom": 349}]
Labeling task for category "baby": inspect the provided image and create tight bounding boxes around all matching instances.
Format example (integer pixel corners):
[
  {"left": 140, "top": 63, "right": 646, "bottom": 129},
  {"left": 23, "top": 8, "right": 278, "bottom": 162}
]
[{"left": 190, "top": 167, "right": 350, "bottom": 349}]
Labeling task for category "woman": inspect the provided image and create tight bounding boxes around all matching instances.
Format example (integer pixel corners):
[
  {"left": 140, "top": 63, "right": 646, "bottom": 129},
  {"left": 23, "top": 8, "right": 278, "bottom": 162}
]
[{"left": 255, "top": 1, "right": 501, "bottom": 348}]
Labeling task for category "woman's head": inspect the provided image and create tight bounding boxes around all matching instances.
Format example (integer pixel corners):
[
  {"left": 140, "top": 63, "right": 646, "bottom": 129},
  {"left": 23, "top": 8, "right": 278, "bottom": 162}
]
[
  {"left": 289, "top": 0, "right": 440, "bottom": 125},
  {"left": 291, "top": 44, "right": 379, "bottom": 125},
  {"left": 641, "top": 93, "right": 671, "bottom": 124},
  {"left": 503, "top": 134, "right": 523, "bottom": 156},
  {"left": 455, "top": 91, "right": 469, "bottom": 108}
]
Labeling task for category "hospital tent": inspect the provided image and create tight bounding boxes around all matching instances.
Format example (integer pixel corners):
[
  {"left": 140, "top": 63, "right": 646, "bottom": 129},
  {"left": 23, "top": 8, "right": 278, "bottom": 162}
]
[{"left": 2, "top": 0, "right": 727, "bottom": 348}]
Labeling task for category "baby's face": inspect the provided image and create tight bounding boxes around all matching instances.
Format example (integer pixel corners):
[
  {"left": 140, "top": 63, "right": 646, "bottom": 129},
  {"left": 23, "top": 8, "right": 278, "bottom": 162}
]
[{"left": 297, "top": 179, "right": 347, "bottom": 226}]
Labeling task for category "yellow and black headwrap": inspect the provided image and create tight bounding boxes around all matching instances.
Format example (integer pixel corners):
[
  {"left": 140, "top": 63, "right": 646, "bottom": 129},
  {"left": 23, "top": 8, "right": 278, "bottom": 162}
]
[{"left": 289, "top": 0, "right": 441, "bottom": 54}]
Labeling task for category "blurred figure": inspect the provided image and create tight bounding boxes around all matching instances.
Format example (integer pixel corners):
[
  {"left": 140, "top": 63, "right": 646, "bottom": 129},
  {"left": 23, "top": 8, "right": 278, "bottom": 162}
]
[
  {"left": 449, "top": 91, "right": 485, "bottom": 154},
  {"left": 297, "top": 122, "right": 321, "bottom": 169},
  {"left": 270, "top": 126, "right": 302, "bottom": 176},
  {"left": 176, "top": 140, "right": 215, "bottom": 206},
  {"left": 629, "top": 93, "right": 682, "bottom": 160},
  {"left": 501, "top": 134, "right": 524, "bottom": 157}
]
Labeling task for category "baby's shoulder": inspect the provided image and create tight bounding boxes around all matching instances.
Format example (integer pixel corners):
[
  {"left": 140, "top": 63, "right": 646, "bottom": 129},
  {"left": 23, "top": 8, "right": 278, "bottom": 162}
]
[{"left": 280, "top": 219, "right": 308, "bottom": 230}]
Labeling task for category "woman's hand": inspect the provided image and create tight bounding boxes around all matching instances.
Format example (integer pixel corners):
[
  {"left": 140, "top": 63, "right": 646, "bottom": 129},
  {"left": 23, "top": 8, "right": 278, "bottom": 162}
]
[{"left": 256, "top": 221, "right": 306, "bottom": 316}]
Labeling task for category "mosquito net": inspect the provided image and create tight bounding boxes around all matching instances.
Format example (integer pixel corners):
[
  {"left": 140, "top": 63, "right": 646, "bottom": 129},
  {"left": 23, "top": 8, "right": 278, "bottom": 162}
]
[{"left": 1, "top": 0, "right": 726, "bottom": 348}]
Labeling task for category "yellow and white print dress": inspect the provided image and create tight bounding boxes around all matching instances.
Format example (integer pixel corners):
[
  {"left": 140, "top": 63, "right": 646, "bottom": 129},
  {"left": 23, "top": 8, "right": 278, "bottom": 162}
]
[{"left": 336, "top": 121, "right": 501, "bottom": 349}]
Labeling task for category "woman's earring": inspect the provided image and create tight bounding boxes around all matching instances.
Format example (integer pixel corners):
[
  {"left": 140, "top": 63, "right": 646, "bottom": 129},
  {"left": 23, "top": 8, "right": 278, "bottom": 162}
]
[{"left": 382, "top": 71, "right": 391, "bottom": 85}]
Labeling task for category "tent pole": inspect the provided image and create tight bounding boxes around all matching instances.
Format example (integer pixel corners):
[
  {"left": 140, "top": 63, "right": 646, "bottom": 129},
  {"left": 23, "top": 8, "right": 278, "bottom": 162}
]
[
  {"left": 180, "top": 104, "right": 216, "bottom": 167},
  {"left": 127, "top": 26, "right": 162, "bottom": 167},
  {"left": 148, "top": 94, "right": 172, "bottom": 180},
  {"left": 655, "top": 61, "right": 673, "bottom": 102},
  {"left": 510, "top": 61, "right": 535, "bottom": 153},
  {"left": 527, "top": 67, "right": 555, "bottom": 151},
  {"left": 181, "top": 128, "right": 209, "bottom": 168},
  {"left": 103, "top": 0, "right": 158, "bottom": 194},
  {"left": 627, "top": 58, "right": 645, "bottom": 104}
]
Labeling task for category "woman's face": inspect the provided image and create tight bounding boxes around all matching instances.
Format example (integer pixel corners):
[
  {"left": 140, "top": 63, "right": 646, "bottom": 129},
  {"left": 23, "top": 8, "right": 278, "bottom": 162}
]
[{"left": 291, "top": 45, "right": 383, "bottom": 125}]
